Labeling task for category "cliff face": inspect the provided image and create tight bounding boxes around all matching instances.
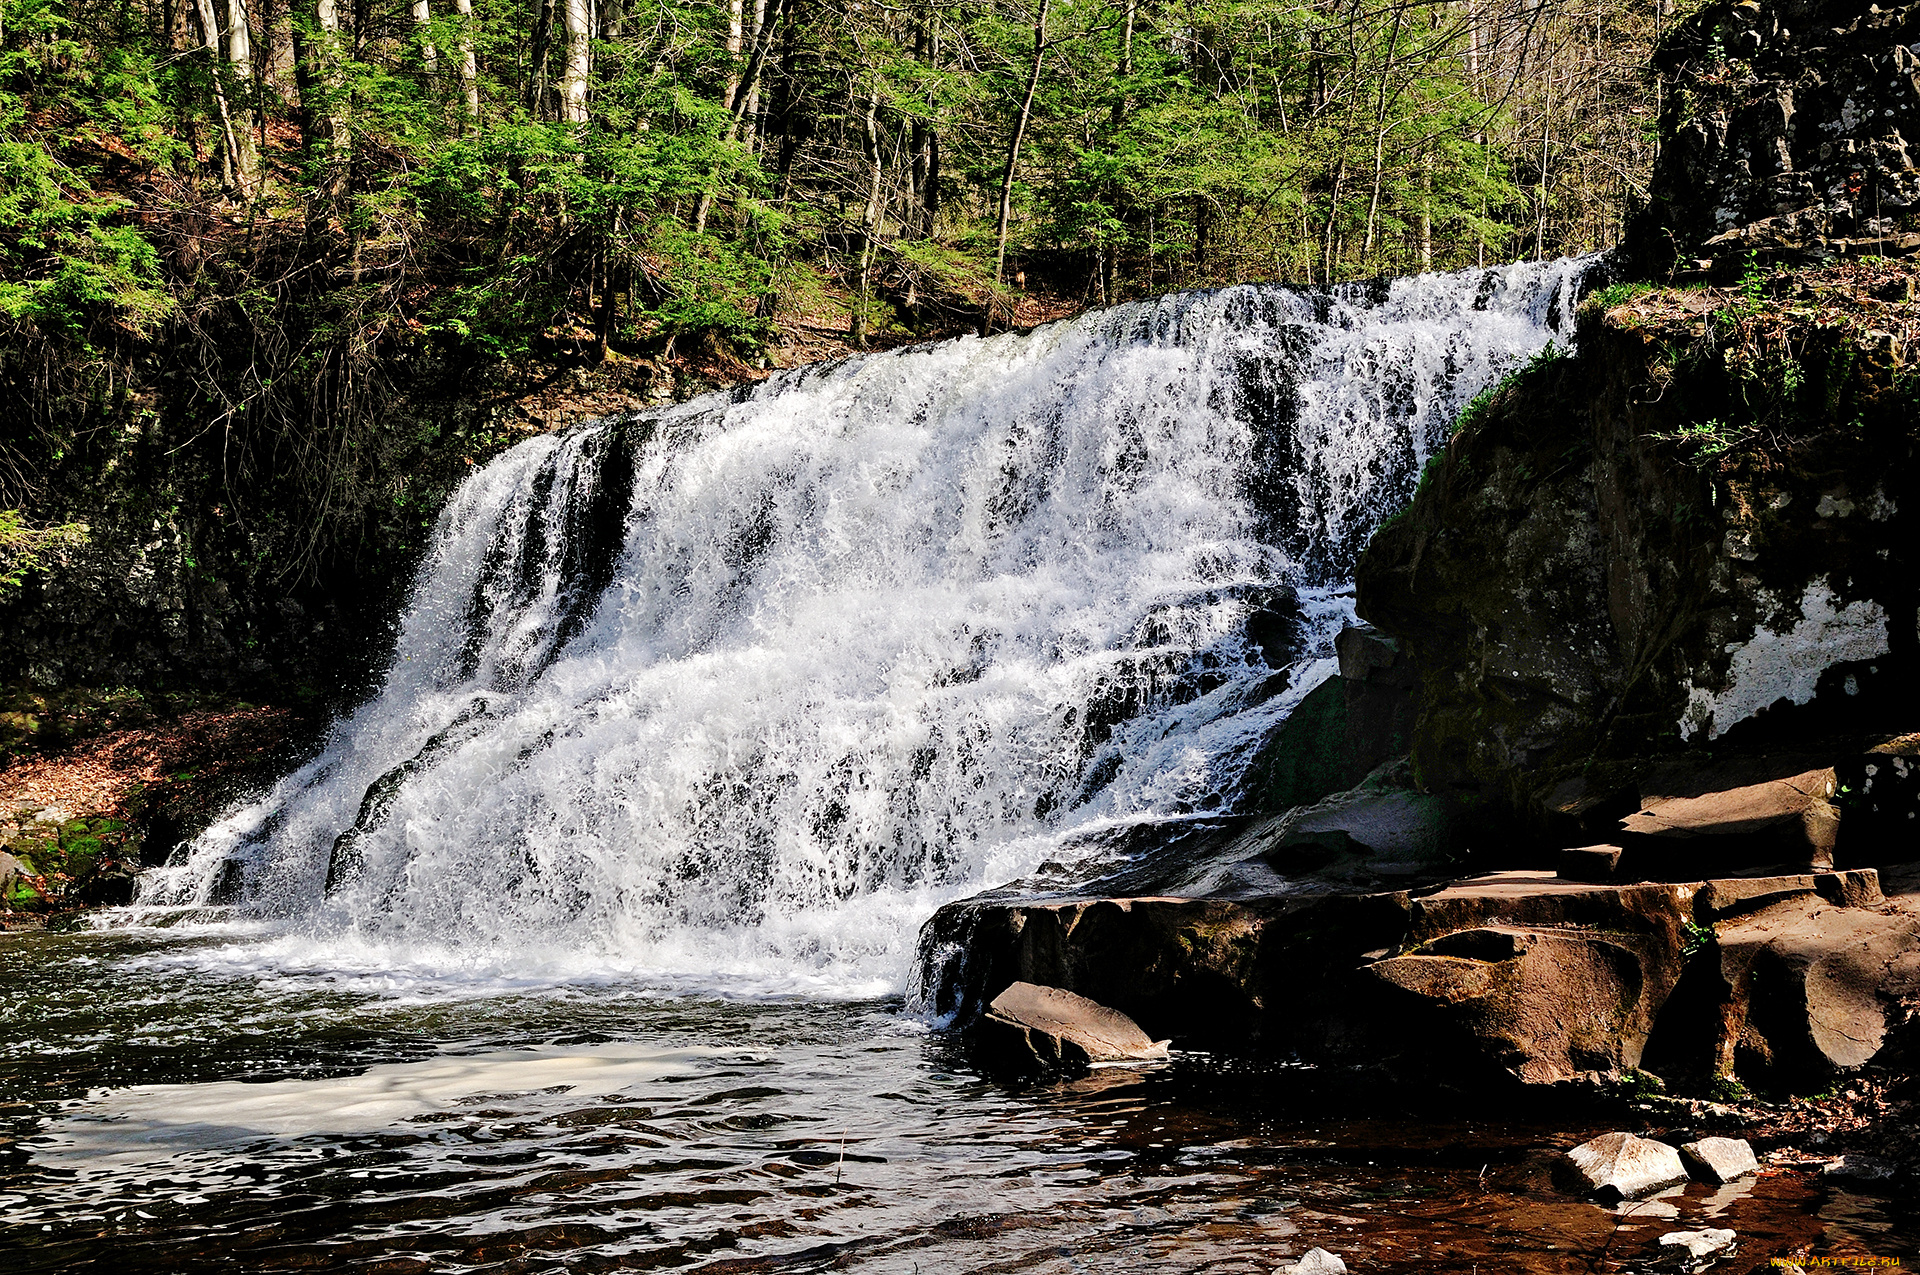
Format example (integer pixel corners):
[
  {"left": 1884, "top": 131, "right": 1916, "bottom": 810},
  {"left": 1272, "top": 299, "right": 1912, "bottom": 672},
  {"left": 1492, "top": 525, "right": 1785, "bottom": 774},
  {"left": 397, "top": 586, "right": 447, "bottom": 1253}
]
[
  {"left": 1624, "top": 0, "right": 1920, "bottom": 271},
  {"left": 1355, "top": 261, "right": 1920, "bottom": 834}
]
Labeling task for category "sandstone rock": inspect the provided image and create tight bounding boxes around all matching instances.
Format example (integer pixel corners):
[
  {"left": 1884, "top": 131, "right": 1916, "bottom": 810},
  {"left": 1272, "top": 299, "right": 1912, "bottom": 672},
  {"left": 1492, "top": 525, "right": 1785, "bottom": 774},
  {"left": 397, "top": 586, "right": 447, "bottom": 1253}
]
[
  {"left": 1621, "top": 761, "right": 1842, "bottom": 872},
  {"left": 978, "top": 982, "right": 1170, "bottom": 1068},
  {"left": 1711, "top": 896, "right": 1920, "bottom": 1086},
  {"left": 1559, "top": 845, "right": 1624, "bottom": 882},
  {"left": 1680, "top": 1137, "right": 1759, "bottom": 1184},
  {"left": 1565, "top": 1132, "right": 1689, "bottom": 1200},
  {"left": 1291, "top": 1248, "right": 1347, "bottom": 1274},
  {"left": 1656, "top": 1227, "right": 1737, "bottom": 1269}
]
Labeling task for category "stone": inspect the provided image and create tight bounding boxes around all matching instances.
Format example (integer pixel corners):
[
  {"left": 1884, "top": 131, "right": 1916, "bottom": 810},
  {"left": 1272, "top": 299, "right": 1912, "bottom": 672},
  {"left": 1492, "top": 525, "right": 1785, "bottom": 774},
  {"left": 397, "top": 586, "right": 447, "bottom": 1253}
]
[
  {"left": 1820, "top": 1153, "right": 1895, "bottom": 1180},
  {"left": 1680, "top": 1137, "right": 1759, "bottom": 1184},
  {"left": 1558, "top": 845, "right": 1624, "bottom": 882},
  {"left": 1291, "top": 1249, "right": 1347, "bottom": 1274},
  {"left": 978, "top": 982, "right": 1170, "bottom": 1068},
  {"left": 1656, "top": 1227, "right": 1737, "bottom": 1268},
  {"left": 1335, "top": 623, "right": 1402, "bottom": 683},
  {"left": 1241, "top": 651, "right": 1419, "bottom": 814},
  {"left": 1620, "top": 762, "right": 1842, "bottom": 871},
  {"left": 1565, "top": 1133, "right": 1689, "bottom": 1200},
  {"left": 1624, "top": 0, "right": 1920, "bottom": 273}
]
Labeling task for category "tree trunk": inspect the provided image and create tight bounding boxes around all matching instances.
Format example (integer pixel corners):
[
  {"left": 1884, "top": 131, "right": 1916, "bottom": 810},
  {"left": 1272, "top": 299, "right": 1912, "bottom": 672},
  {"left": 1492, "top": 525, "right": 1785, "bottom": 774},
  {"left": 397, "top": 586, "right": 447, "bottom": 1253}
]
[
  {"left": 692, "top": 0, "right": 788, "bottom": 230},
  {"left": 526, "top": 0, "right": 554, "bottom": 117},
  {"left": 453, "top": 0, "right": 479, "bottom": 120},
  {"left": 410, "top": 0, "right": 437, "bottom": 72},
  {"left": 225, "top": 0, "right": 263, "bottom": 194},
  {"left": 560, "top": 0, "right": 591, "bottom": 123},
  {"left": 991, "top": 0, "right": 1049, "bottom": 306},
  {"left": 192, "top": 0, "right": 246, "bottom": 194},
  {"left": 851, "top": 89, "right": 884, "bottom": 348}
]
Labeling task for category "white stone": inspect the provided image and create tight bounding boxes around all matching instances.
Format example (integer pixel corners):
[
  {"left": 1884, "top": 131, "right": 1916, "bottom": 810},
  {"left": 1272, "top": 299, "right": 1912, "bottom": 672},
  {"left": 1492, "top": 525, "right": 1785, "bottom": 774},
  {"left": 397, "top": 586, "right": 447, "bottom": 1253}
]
[
  {"left": 1679, "top": 578, "right": 1890, "bottom": 741},
  {"left": 1658, "top": 1227, "right": 1737, "bottom": 1267},
  {"left": 1566, "top": 1132, "right": 1689, "bottom": 1199},
  {"left": 1292, "top": 1249, "right": 1347, "bottom": 1274},
  {"left": 1681, "top": 1136, "right": 1759, "bottom": 1184}
]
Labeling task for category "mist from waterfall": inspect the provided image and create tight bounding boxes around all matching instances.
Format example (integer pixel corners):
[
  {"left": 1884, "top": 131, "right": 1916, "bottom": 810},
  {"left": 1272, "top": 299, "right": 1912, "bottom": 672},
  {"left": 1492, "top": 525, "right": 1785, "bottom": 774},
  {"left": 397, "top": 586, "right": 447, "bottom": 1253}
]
[{"left": 131, "top": 259, "right": 1592, "bottom": 998}]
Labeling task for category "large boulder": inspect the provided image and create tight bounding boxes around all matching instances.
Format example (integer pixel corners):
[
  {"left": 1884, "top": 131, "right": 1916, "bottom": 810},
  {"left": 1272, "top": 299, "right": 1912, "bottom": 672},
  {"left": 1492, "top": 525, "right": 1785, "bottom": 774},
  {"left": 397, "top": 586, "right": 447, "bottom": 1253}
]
[
  {"left": 1564, "top": 1132, "right": 1689, "bottom": 1200},
  {"left": 1355, "top": 280, "right": 1919, "bottom": 838}
]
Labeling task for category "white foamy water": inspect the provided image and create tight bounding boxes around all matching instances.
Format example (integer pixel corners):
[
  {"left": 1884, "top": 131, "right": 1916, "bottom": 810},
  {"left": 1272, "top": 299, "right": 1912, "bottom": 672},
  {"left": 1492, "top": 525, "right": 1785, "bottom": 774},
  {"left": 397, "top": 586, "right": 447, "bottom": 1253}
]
[{"left": 128, "top": 260, "right": 1591, "bottom": 996}]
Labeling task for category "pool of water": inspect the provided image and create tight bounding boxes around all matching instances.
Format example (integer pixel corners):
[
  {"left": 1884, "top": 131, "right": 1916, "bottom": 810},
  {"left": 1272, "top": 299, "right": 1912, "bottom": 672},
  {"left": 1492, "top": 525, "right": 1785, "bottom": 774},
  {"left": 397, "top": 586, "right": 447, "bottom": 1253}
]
[{"left": 2, "top": 926, "right": 1913, "bottom": 1274}]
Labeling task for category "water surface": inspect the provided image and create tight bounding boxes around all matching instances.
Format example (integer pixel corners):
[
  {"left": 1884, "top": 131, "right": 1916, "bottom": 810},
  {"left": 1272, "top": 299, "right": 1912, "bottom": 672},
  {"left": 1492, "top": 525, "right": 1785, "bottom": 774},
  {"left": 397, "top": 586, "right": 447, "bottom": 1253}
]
[{"left": 4, "top": 927, "right": 1912, "bottom": 1274}]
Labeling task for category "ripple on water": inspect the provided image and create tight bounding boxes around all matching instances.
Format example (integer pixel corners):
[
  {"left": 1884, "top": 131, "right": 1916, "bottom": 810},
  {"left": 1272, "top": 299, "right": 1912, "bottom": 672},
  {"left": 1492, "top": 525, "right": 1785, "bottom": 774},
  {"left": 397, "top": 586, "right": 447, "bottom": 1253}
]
[{"left": 5, "top": 931, "right": 1918, "bottom": 1273}]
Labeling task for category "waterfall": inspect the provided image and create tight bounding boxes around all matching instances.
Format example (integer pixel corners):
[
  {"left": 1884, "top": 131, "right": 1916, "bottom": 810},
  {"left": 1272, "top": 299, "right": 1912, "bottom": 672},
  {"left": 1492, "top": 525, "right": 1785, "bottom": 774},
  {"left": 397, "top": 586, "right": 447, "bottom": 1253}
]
[{"left": 135, "top": 259, "right": 1592, "bottom": 996}]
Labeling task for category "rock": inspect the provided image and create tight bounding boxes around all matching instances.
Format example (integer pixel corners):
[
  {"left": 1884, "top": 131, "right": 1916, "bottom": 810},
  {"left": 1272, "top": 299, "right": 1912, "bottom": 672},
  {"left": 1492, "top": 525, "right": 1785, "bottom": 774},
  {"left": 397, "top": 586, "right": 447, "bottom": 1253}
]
[
  {"left": 1559, "top": 845, "right": 1624, "bottom": 882},
  {"left": 1835, "top": 747, "right": 1920, "bottom": 866},
  {"left": 1291, "top": 1249, "right": 1347, "bottom": 1274},
  {"left": 1821, "top": 1153, "right": 1895, "bottom": 1181},
  {"left": 73, "top": 858, "right": 139, "bottom": 907},
  {"left": 1619, "top": 760, "right": 1842, "bottom": 872},
  {"left": 977, "top": 982, "right": 1170, "bottom": 1068},
  {"left": 1710, "top": 896, "right": 1920, "bottom": 1087},
  {"left": 1240, "top": 634, "right": 1419, "bottom": 813},
  {"left": 1355, "top": 260, "right": 1919, "bottom": 842},
  {"left": 1680, "top": 1137, "right": 1759, "bottom": 1184},
  {"left": 1656, "top": 1227, "right": 1737, "bottom": 1269},
  {"left": 1565, "top": 1132, "right": 1689, "bottom": 1200},
  {"left": 1624, "top": 0, "right": 1920, "bottom": 273},
  {"left": 1335, "top": 623, "right": 1402, "bottom": 683},
  {"left": 1256, "top": 784, "right": 1461, "bottom": 883}
]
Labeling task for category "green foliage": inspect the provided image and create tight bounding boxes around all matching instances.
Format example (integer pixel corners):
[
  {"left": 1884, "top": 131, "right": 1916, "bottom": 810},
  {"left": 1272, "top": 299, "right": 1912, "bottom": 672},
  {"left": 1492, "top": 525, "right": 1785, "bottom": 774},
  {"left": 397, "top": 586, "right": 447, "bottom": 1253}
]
[
  {"left": 1707, "top": 1074, "right": 1750, "bottom": 1102},
  {"left": 0, "top": 509, "right": 88, "bottom": 600},
  {"left": 1681, "top": 918, "right": 1717, "bottom": 957}
]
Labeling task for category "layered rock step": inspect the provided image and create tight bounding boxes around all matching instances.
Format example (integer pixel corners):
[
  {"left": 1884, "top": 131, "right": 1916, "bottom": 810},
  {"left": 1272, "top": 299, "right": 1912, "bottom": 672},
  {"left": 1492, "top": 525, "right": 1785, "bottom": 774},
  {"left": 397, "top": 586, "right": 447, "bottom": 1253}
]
[{"left": 919, "top": 865, "right": 1919, "bottom": 1091}]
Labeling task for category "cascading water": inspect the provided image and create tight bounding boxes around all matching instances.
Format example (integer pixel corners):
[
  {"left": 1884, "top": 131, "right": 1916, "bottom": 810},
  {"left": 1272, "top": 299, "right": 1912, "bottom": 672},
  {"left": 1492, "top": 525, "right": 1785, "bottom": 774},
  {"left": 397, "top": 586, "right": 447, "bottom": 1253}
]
[{"left": 134, "top": 258, "right": 1593, "bottom": 996}]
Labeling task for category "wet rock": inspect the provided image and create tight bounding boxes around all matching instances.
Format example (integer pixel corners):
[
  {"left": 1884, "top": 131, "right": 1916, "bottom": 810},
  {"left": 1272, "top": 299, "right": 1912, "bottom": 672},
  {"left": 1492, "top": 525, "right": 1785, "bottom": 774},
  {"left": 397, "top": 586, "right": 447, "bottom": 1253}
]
[
  {"left": 977, "top": 982, "right": 1170, "bottom": 1068},
  {"left": 1241, "top": 626, "right": 1419, "bottom": 813},
  {"left": 1565, "top": 1132, "right": 1689, "bottom": 1200},
  {"left": 1680, "top": 1137, "right": 1759, "bottom": 1184},
  {"left": 1290, "top": 1248, "right": 1347, "bottom": 1275},
  {"left": 1656, "top": 1227, "right": 1737, "bottom": 1269},
  {"left": 1821, "top": 1153, "right": 1895, "bottom": 1180},
  {"left": 73, "top": 858, "right": 139, "bottom": 907}
]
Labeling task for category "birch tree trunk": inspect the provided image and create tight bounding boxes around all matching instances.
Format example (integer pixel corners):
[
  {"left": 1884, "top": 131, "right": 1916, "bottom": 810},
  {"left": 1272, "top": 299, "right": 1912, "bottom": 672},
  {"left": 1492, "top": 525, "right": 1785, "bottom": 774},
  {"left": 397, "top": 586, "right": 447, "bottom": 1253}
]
[
  {"left": 990, "top": 0, "right": 1049, "bottom": 298},
  {"left": 453, "top": 0, "right": 479, "bottom": 120},
  {"left": 410, "top": 0, "right": 438, "bottom": 73},
  {"left": 560, "top": 0, "right": 591, "bottom": 124},
  {"left": 851, "top": 89, "right": 884, "bottom": 348},
  {"left": 226, "top": 0, "right": 263, "bottom": 193},
  {"left": 192, "top": 0, "right": 250, "bottom": 195}
]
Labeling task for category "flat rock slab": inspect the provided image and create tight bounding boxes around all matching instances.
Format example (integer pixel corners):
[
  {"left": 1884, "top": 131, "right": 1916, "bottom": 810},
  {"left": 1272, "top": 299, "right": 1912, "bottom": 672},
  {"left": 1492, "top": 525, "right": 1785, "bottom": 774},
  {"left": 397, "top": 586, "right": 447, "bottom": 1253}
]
[
  {"left": 1681, "top": 1137, "right": 1759, "bottom": 1184},
  {"left": 982, "top": 982, "right": 1170, "bottom": 1067},
  {"left": 1657, "top": 1227, "right": 1736, "bottom": 1269},
  {"left": 1566, "top": 1132, "right": 1688, "bottom": 1200}
]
